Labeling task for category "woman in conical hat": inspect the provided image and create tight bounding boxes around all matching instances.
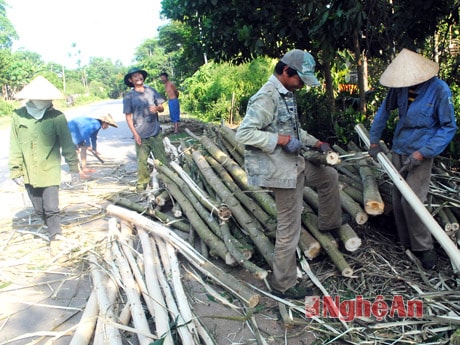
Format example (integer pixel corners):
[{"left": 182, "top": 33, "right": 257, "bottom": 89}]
[
  {"left": 9, "top": 76, "right": 80, "bottom": 260},
  {"left": 368, "top": 49, "right": 456, "bottom": 270}
]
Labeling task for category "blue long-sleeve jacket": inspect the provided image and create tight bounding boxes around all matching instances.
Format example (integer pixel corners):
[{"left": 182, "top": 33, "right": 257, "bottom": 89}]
[
  {"left": 67, "top": 117, "right": 102, "bottom": 151},
  {"left": 369, "top": 77, "right": 456, "bottom": 158}
]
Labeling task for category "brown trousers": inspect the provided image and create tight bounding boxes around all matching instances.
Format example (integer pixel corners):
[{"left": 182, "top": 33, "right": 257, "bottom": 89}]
[
  {"left": 270, "top": 157, "right": 341, "bottom": 292},
  {"left": 392, "top": 153, "right": 434, "bottom": 251}
]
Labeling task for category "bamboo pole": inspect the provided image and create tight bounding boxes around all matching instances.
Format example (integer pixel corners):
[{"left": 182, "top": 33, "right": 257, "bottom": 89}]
[
  {"left": 106, "top": 204, "right": 260, "bottom": 307},
  {"left": 355, "top": 123, "right": 460, "bottom": 272}
]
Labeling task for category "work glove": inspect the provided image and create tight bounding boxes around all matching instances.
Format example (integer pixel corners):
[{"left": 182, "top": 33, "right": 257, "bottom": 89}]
[
  {"left": 368, "top": 144, "right": 384, "bottom": 162},
  {"left": 13, "top": 176, "right": 24, "bottom": 187},
  {"left": 277, "top": 134, "right": 291, "bottom": 147},
  {"left": 401, "top": 154, "right": 422, "bottom": 172},
  {"left": 284, "top": 137, "right": 303, "bottom": 153},
  {"left": 316, "top": 141, "right": 332, "bottom": 153}
]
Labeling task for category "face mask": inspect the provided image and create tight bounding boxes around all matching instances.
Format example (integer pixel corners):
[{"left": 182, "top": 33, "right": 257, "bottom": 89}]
[{"left": 25, "top": 100, "right": 52, "bottom": 119}]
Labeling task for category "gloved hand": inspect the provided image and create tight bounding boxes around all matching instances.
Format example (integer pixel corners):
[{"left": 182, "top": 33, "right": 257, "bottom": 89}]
[
  {"left": 317, "top": 141, "right": 332, "bottom": 153},
  {"left": 13, "top": 176, "right": 24, "bottom": 187},
  {"left": 401, "top": 154, "right": 423, "bottom": 172},
  {"left": 284, "top": 137, "right": 303, "bottom": 153},
  {"left": 368, "top": 144, "right": 384, "bottom": 162},
  {"left": 277, "top": 134, "right": 291, "bottom": 147},
  {"left": 71, "top": 172, "right": 80, "bottom": 184}
]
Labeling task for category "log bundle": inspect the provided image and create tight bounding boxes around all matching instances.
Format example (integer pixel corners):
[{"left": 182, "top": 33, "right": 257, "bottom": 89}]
[
  {"left": 114, "top": 124, "right": 460, "bottom": 281},
  {"left": 67, "top": 123, "right": 460, "bottom": 344}
]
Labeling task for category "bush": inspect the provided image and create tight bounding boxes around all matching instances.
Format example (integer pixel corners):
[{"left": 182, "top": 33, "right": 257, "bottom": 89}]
[
  {"left": 0, "top": 99, "right": 18, "bottom": 117},
  {"left": 181, "top": 57, "right": 274, "bottom": 123}
]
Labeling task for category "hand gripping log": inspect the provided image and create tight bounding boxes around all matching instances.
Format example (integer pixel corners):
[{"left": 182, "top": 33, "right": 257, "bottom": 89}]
[{"left": 355, "top": 123, "right": 460, "bottom": 273}]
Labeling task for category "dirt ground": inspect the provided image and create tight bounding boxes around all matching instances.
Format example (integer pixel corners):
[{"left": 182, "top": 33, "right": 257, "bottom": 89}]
[{"left": 0, "top": 108, "right": 318, "bottom": 345}]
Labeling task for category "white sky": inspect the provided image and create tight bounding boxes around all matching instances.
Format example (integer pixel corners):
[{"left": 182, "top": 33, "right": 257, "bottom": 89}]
[{"left": 7, "top": 0, "right": 169, "bottom": 68}]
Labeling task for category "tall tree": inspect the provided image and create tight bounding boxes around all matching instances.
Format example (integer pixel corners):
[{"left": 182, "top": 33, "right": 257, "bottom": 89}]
[
  {"left": 161, "top": 0, "right": 458, "bottom": 114},
  {"left": 0, "top": 0, "right": 18, "bottom": 49}
]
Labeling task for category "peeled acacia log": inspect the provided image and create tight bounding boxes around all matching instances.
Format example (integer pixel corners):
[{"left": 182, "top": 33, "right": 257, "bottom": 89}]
[{"left": 106, "top": 204, "right": 261, "bottom": 307}]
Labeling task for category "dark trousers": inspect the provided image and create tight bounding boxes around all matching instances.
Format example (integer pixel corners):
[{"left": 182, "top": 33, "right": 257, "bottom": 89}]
[
  {"left": 270, "top": 158, "right": 341, "bottom": 292},
  {"left": 26, "top": 185, "right": 61, "bottom": 240}
]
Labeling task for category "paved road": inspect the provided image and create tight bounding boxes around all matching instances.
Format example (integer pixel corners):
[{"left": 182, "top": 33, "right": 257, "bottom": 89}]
[
  {"left": 0, "top": 99, "right": 135, "bottom": 221},
  {"left": 0, "top": 99, "right": 137, "bottom": 345}
]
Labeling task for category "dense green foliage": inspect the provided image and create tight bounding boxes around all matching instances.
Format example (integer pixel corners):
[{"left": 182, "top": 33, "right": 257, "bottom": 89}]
[{"left": 1, "top": 0, "right": 459, "bottom": 161}]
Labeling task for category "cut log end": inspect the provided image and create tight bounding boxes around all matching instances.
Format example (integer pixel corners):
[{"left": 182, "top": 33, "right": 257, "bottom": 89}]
[
  {"left": 343, "top": 238, "right": 362, "bottom": 252},
  {"left": 364, "top": 201, "right": 385, "bottom": 216},
  {"left": 341, "top": 267, "right": 355, "bottom": 277},
  {"left": 354, "top": 212, "right": 369, "bottom": 225},
  {"left": 326, "top": 151, "right": 341, "bottom": 165}
]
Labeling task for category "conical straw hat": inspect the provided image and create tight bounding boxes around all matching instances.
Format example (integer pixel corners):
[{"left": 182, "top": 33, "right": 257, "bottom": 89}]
[
  {"left": 15, "top": 76, "right": 64, "bottom": 100},
  {"left": 97, "top": 113, "right": 118, "bottom": 127},
  {"left": 379, "top": 49, "right": 439, "bottom": 88}
]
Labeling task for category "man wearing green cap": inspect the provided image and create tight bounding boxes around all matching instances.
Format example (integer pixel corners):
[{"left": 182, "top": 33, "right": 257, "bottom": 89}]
[
  {"left": 123, "top": 67, "right": 169, "bottom": 192},
  {"left": 235, "top": 50, "right": 342, "bottom": 299}
]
